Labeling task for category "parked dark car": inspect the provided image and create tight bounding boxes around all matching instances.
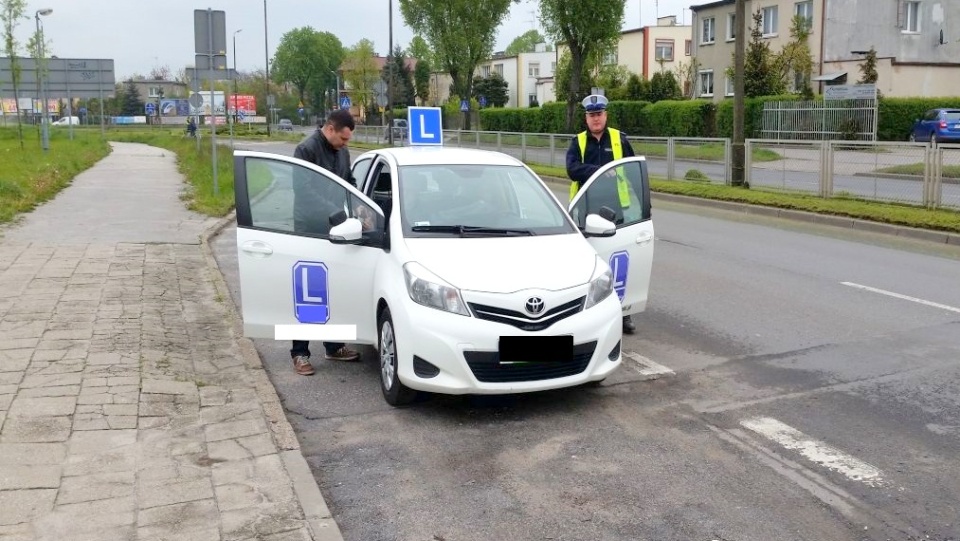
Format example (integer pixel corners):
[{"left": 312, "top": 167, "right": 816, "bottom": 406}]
[
  {"left": 278, "top": 118, "right": 294, "bottom": 131},
  {"left": 383, "top": 119, "right": 407, "bottom": 139},
  {"left": 909, "top": 108, "right": 960, "bottom": 144}
]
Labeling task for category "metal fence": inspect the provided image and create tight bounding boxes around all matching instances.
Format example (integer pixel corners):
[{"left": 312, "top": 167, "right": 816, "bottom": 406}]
[
  {"left": 353, "top": 126, "right": 958, "bottom": 211},
  {"left": 761, "top": 99, "right": 878, "bottom": 142}
]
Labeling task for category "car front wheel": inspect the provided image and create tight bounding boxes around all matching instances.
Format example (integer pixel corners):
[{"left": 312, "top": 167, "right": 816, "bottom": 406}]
[{"left": 378, "top": 307, "right": 417, "bottom": 406}]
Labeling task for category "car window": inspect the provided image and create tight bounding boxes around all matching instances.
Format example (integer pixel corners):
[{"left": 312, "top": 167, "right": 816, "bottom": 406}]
[
  {"left": 924, "top": 110, "right": 939, "bottom": 121},
  {"left": 243, "top": 157, "right": 382, "bottom": 238},
  {"left": 353, "top": 157, "right": 374, "bottom": 192},
  {"left": 944, "top": 112, "right": 960, "bottom": 122},
  {"left": 398, "top": 164, "right": 575, "bottom": 236},
  {"left": 570, "top": 161, "right": 649, "bottom": 229}
]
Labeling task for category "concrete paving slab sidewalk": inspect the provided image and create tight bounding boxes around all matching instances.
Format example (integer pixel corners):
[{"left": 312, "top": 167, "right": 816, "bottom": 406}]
[{"left": 0, "top": 142, "right": 343, "bottom": 541}]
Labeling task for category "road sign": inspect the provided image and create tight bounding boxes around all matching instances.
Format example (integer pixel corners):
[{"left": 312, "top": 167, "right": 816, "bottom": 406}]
[
  {"left": 0, "top": 58, "right": 115, "bottom": 99},
  {"left": 78, "top": 107, "right": 87, "bottom": 115},
  {"left": 293, "top": 262, "right": 330, "bottom": 324},
  {"left": 376, "top": 93, "right": 388, "bottom": 108},
  {"left": 460, "top": 99, "right": 469, "bottom": 112},
  {"left": 479, "top": 95, "right": 487, "bottom": 108},
  {"left": 144, "top": 103, "right": 156, "bottom": 115},
  {"left": 407, "top": 107, "right": 443, "bottom": 146},
  {"left": 298, "top": 107, "right": 305, "bottom": 118},
  {"left": 340, "top": 96, "right": 351, "bottom": 109},
  {"left": 610, "top": 251, "right": 629, "bottom": 301},
  {"left": 194, "top": 9, "right": 227, "bottom": 55},
  {"left": 188, "top": 93, "right": 204, "bottom": 108},
  {"left": 237, "top": 109, "right": 246, "bottom": 120}
]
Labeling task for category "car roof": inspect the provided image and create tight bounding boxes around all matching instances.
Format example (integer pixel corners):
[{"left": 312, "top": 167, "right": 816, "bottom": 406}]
[{"left": 367, "top": 146, "right": 527, "bottom": 167}]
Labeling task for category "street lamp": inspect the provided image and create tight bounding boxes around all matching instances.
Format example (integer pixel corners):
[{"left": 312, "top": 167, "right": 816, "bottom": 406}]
[
  {"left": 263, "top": 0, "right": 271, "bottom": 135},
  {"left": 232, "top": 28, "right": 242, "bottom": 144},
  {"left": 330, "top": 69, "right": 340, "bottom": 111},
  {"left": 36, "top": 8, "right": 52, "bottom": 152}
]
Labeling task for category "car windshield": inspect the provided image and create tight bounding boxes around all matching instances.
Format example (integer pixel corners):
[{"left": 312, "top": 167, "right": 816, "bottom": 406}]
[{"left": 398, "top": 164, "right": 576, "bottom": 237}]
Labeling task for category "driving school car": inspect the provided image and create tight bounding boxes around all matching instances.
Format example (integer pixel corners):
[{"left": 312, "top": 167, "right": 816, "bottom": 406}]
[{"left": 232, "top": 145, "right": 654, "bottom": 406}]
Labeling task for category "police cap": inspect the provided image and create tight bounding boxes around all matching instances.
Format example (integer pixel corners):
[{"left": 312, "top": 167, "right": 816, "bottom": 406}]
[{"left": 582, "top": 94, "right": 608, "bottom": 112}]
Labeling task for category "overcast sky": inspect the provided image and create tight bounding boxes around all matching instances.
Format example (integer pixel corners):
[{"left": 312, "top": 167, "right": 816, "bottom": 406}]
[{"left": 19, "top": 0, "right": 695, "bottom": 80}]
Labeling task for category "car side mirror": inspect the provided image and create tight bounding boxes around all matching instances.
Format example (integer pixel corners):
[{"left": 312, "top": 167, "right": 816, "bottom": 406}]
[
  {"left": 583, "top": 214, "right": 616, "bottom": 237},
  {"left": 599, "top": 205, "right": 617, "bottom": 222},
  {"left": 329, "top": 217, "right": 364, "bottom": 244},
  {"left": 329, "top": 209, "right": 347, "bottom": 227}
]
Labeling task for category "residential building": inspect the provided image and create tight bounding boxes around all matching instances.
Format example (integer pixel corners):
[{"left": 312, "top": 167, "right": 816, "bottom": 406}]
[
  {"left": 474, "top": 45, "right": 558, "bottom": 108},
  {"left": 818, "top": 0, "right": 960, "bottom": 96},
  {"left": 689, "top": 0, "right": 960, "bottom": 101},
  {"left": 616, "top": 16, "right": 694, "bottom": 81},
  {"left": 690, "top": 0, "right": 824, "bottom": 101},
  {"left": 126, "top": 79, "right": 188, "bottom": 101},
  {"left": 476, "top": 54, "right": 520, "bottom": 107}
]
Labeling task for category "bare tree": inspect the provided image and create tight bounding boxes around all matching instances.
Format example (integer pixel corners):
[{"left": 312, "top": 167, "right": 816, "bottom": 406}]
[{"left": 150, "top": 64, "right": 172, "bottom": 81}]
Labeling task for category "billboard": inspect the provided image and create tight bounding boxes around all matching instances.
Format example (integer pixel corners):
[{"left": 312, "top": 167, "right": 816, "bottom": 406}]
[
  {"left": 0, "top": 98, "right": 61, "bottom": 114},
  {"left": 227, "top": 95, "right": 257, "bottom": 114},
  {"left": 159, "top": 99, "right": 191, "bottom": 116},
  {"left": 190, "top": 91, "right": 225, "bottom": 116}
]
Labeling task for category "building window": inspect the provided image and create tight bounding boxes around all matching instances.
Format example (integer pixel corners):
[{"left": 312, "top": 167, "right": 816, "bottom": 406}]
[
  {"left": 494, "top": 63, "right": 504, "bottom": 76},
  {"left": 481, "top": 65, "right": 491, "bottom": 77},
  {"left": 602, "top": 50, "right": 618, "bottom": 65},
  {"left": 528, "top": 62, "right": 540, "bottom": 77},
  {"left": 726, "top": 13, "right": 736, "bottom": 41},
  {"left": 904, "top": 1, "right": 920, "bottom": 32},
  {"left": 698, "top": 70, "right": 714, "bottom": 96},
  {"left": 701, "top": 17, "right": 716, "bottom": 44},
  {"left": 655, "top": 39, "right": 675, "bottom": 62},
  {"left": 762, "top": 5, "right": 779, "bottom": 36},
  {"left": 551, "top": 61, "right": 557, "bottom": 73},
  {"left": 148, "top": 87, "right": 161, "bottom": 98},
  {"left": 795, "top": 1, "right": 813, "bottom": 30},
  {"left": 528, "top": 94, "right": 538, "bottom": 106},
  {"left": 685, "top": 39, "right": 692, "bottom": 56},
  {"left": 725, "top": 77, "right": 735, "bottom": 96}
]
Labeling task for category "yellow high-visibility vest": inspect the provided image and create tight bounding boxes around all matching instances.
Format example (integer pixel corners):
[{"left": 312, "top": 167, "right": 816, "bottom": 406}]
[{"left": 570, "top": 128, "right": 631, "bottom": 207}]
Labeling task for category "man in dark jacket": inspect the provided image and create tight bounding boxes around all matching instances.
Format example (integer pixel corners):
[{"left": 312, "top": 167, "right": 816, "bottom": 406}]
[
  {"left": 290, "top": 109, "right": 361, "bottom": 375},
  {"left": 565, "top": 94, "right": 638, "bottom": 335}
]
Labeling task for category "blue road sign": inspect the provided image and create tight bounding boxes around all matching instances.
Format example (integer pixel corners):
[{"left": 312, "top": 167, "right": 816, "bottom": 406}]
[
  {"left": 237, "top": 109, "right": 246, "bottom": 120},
  {"left": 297, "top": 107, "right": 305, "bottom": 118},
  {"left": 479, "top": 95, "right": 487, "bottom": 108},
  {"left": 609, "top": 251, "right": 630, "bottom": 302},
  {"left": 460, "top": 99, "right": 469, "bottom": 112},
  {"left": 292, "top": 261, "right": 330, "bottom": 324},
  {"left": 78, "top": 107, "right": 87, "bottom": 115},
  {"left": 340, "top": 96, "right": 351, "bottom": 109},
  {"left": 407, "top": 107, "right": 443, "bottom": 146},
  {"left": 145, "top": 103, "right": 156, "bottom": 115}
]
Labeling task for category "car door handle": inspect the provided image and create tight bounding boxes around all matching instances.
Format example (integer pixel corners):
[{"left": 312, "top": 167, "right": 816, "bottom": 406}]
[
  {"left": 635, "top": 232, "right": 653, "bottom": 245},
  {"left": 241, "top": 241, "right": 273, "bottom": 257}
]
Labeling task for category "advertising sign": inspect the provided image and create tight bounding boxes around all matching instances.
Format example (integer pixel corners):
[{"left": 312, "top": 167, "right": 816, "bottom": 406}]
[
  {"left": 160, "top": 99, "right": 191, "bottom": 116},
  {"left": 190, "top": 91, "right": 226, "bottom": 116},
  {"left": 227, "top": 95, "right": 257, "bottom": 114}
]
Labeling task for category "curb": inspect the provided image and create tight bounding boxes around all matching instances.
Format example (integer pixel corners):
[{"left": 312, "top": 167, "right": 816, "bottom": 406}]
[
  {"left": 853, "top": 171, "right": 960, "bottom": 185},
  {"left": 539, "top": 175, "right": 960, "bottom": 247},
  {"left": 199, "top": 211, "right": 345, "bottom": 541}
]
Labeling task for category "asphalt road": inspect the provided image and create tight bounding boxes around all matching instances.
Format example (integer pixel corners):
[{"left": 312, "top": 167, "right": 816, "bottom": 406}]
[{"left": 212, "top": 156, "right": 960, "bottom": 540}]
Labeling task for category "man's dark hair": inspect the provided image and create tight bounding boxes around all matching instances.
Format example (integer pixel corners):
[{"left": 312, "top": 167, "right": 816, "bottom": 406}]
[{"left": 325, "top": 109, "right": 355, "bottom": 131}]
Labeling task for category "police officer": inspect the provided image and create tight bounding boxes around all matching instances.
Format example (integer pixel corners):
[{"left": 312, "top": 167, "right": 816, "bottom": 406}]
[{"left": 565, "top": 94, "right": 638, "bottom": 335}]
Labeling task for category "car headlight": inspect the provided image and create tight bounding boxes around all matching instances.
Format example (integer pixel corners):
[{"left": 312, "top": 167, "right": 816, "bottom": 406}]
[
  {"left": 584, "top": 256, "right": 614, "bottom": 310},
  {"left": 402, "top": 262, "right": 470, "bottom": 316}
]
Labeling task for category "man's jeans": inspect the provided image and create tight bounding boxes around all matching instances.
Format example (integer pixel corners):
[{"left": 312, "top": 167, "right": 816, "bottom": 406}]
[{"left": 290, "top": 341, "right": 344, "bottom": 358}]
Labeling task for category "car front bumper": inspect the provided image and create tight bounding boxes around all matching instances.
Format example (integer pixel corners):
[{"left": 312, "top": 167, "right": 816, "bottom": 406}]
[{"left": 388, "top": 290, "right": 624, "bottom": 395}]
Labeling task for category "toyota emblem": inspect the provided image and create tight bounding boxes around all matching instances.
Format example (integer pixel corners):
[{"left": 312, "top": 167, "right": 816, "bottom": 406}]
[{"left": 525, "top": 297, "right": 545, "bottom": 315}]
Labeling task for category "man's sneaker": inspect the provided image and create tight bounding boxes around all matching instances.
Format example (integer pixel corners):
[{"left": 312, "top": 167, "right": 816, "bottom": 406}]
[
  {"left": 325, "top": 346, "right": 361, "bottom": 362},
  {"left": 622, "top": 316, "right": 636, "bottom": 335},
  {"left": 293, "top": 355, "right": 315, "bottom": 376}
]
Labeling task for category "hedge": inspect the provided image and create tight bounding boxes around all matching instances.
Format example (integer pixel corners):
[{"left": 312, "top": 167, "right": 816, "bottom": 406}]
[
  {"left": 479, "top": 101, "right": 650, "bottom": 135},
  {"left": 639, "top": 100, "right": 717, "bottom": 137},
  {"left": 877, "top": 97, "right": 960, "bottom": 141},
  {"left": 716, "top": 95, "right": 800, "bottom": 139}
]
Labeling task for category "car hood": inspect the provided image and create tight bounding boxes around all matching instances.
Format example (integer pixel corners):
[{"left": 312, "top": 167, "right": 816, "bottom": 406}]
[{"left": 403, "top": 234, "right": 600, "bottom": 292}]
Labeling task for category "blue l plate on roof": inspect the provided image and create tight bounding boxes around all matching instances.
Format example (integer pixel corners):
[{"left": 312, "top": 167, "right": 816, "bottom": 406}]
[{"left": 407, "top": 107, "right": 443, "bottom": 146}]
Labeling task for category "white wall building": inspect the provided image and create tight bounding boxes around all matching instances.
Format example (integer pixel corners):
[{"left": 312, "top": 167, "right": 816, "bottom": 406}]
[{"left": 475, "top": 44, "right": 557, "bottom": 108}]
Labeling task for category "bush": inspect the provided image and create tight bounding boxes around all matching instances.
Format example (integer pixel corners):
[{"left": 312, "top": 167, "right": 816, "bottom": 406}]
[
  {"left": 684, "top": 169, "right": 711, "bottom": 182},
  {"left": 716, "top": 95, "right": 799, "bottom": 139},
  {"left": 640, "top": 100, "right": 716, "bottom": 137}
]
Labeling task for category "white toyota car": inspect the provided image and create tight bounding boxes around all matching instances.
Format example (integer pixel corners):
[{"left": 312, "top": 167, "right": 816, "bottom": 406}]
[{"left": 232, "top": 146, "right": 654, "bottom": 406}]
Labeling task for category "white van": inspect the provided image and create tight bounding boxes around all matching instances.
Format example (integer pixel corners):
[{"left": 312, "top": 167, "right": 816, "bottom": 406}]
[{"left": 52, "top": 116, "right": 80, "bottom": 126}]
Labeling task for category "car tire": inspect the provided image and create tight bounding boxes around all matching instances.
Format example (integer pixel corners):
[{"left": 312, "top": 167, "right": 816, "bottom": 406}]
[{"left": 378, "top": 307, "right": 418, "bottom": 406}]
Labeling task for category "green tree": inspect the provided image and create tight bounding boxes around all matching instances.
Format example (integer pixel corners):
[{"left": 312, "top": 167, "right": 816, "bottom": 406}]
[
  {"left": 741, "top": 7, "right": 785, "bottom": 98},
  {"left": 624, "top": 73, "right": 648, "bottom": 101},
  {"left": 856, "top": 46, "right": 882, "bottom": 98},
  {"left": 776, "top": 14, "right": 814, "bottom": 99},
  {"left": 647, "top": 70, "right": 682, "bottom": 102},
  {"left": 1, "top": 0, "right": 27, "bottom": 149},
  {"left": 400, "top": 0, "right": 517, "bottom": 130},
  {"left": 413, "top": 60, "right": 432, "bottom": 105},
  {"left": 271, "top": 27, "right": 343, "bottom": 111},
  {"left": 539, "top": 0, "right": 626, "bottom": 131},
  {"left": 553, "top": 49, "right": 591, "bottom": 108},
  {"left": 594, "top": 63, "right": 632, "bottom": 101},
  {"left": 343, "top": 39, "right": 381, "bottom": 118},
  {"left": 407, "top": 35, "right": 435, "bottom": 66},
  {"left": 505, "top": 29, "right": 547, "bottom": 55},
  {"left": 674, "top": 58, "right": 699, "bottom": 99},
  {"left": 120, "top": 81, "right": 144, "bottom": 115},
  {"left": 472, "top": 73, "right": 508, "bottom": 107},
  {"left": 382, "top": 45, "right": 416, "bottom": 107}
]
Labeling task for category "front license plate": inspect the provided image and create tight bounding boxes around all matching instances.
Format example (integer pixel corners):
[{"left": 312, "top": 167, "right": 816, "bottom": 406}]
[{"left": 498, "top": 335, "right": 573, "bottom": 364}]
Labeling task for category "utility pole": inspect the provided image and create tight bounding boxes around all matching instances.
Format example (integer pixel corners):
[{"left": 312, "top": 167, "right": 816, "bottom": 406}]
[
  {"left": 387, "top": 0, "right": 394, "bottom": 145},
  {"left": 263, "top": 0, "right": 271, "bottom": 136},
  {"left": 731, "top": 0, "right": 746, "bottom": 186}
]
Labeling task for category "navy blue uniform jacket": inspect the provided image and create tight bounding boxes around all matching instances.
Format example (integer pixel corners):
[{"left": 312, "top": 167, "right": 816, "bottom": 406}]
[{"left": 565, "top": 128, "right": 635, "bottom": 189}]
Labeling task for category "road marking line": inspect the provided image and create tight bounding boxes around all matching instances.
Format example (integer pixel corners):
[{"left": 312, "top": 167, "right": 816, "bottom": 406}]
[
  {"left": 740, "top": 417, "right": 886, "bottom": 488},
  {"left": 623, "top": 352, "right": 675, "bottom": 377},
  {"left": 841, "top": 282, "right": 960, "bottom": 314}
]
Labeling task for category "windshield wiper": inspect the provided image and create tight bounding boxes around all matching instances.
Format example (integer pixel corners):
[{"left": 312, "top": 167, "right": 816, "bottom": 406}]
[{"left": 410, "top": 225, "right": 534, "bottom": 236}]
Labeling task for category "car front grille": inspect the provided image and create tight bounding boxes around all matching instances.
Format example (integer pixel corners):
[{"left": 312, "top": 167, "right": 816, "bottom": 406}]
[
  {"left": 468, "top": 296, "right": 585, "bottom": 331},
  {"left": 463, "top": 341, "right": 596, "bottom": 383}
]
